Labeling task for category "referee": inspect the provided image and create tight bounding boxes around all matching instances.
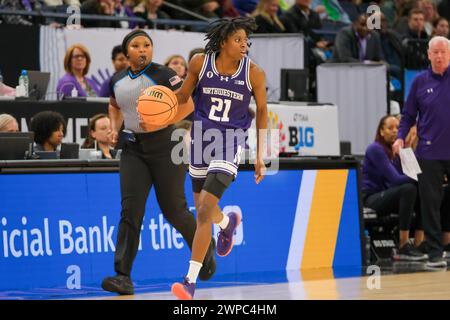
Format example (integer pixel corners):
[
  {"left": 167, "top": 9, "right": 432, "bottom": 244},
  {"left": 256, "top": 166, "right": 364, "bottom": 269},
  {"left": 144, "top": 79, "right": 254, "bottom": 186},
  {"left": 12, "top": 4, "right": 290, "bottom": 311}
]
[
  {"left": 394, "top": 36, "right": 450, "bottom": 269},
  {"left": 101, "top": 29, "right": 216, "bottom": 295}
]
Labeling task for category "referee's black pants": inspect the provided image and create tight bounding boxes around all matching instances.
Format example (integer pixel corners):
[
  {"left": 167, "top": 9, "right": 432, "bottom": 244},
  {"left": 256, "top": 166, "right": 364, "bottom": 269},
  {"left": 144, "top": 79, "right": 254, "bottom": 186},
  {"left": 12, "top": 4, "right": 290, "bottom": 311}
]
[
  {"left": 114, "top": 126, "right": 197, "bottom": 277},
  {"left": 418, "top": 160, "right": 450, "bottom": 259}
]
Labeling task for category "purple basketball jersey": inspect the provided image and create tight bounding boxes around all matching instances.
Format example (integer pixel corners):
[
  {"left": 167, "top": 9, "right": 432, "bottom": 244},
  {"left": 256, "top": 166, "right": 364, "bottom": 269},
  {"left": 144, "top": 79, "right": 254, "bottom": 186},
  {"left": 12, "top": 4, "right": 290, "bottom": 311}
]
[{"left": 193, "top": 52, "right": 253, "bottom": 131}]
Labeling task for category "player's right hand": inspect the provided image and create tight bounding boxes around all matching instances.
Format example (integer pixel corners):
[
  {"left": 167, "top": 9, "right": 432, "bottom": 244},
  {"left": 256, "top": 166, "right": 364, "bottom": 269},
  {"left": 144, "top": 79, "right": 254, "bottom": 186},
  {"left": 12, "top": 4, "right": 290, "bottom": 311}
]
[
  {"left": 254, "top": 158, "right": 266, "bottom": 184},
  {"left": 392, "top": 138, "right": 404, "bottom": 156}
]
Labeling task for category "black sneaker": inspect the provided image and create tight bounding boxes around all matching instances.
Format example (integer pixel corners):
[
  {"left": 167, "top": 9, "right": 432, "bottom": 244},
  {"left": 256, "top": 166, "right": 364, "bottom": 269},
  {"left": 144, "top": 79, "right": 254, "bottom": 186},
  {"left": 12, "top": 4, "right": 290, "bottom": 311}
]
[
  {"left": 425, "top": 256, "right": 448, "bottom": 268},
  {"left": 443, "top": 244, "right": 450, "bottom": 259},
  {"left": 198, "top": 238, "right": 216, "bottom": 281},
  {"left": 392, "top": 243, "right": 428, "bottom": 261},
  {"left": 101, "top": 274, "right": 134, "bottom": 295},
  {"left": 416, "top": 241, "right": 429, "bottom": 255}
]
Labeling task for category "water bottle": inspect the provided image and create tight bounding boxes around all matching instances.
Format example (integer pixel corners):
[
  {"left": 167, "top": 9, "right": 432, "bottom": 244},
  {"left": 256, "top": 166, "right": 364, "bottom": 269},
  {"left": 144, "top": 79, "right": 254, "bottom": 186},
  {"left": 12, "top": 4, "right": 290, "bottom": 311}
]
[
  {"left": 71, "top": 87, "right": 78, "bottom": 97},
  {"left": 364, "top": 230, "right": 371, "bottom": 266},
  {"left": 18, "top": 69, "right": 29, "bottom": 98}
]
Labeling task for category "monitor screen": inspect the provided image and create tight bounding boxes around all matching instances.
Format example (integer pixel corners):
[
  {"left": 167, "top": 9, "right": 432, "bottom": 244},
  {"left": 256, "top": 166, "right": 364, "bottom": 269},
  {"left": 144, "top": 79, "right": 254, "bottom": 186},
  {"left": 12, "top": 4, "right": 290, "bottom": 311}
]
[
  {"left": 0, "top": 132, "right": 34, "bottom": 160},
  {"left": 27, "top": 70, "right": 50, "bottom": 101},
  {"left": 280, "top": 69, "right": 310, "bottom": 101}
]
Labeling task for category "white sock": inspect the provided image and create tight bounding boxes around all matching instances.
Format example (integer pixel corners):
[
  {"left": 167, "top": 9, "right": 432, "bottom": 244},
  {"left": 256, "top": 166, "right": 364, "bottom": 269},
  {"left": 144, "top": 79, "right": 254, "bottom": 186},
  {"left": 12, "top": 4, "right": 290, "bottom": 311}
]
[
  {"left": 187, "top": 260, "right": 203, "bottom": 283},
  {"left": 217, "top": 213, "right": 230, "bottom": 230}
]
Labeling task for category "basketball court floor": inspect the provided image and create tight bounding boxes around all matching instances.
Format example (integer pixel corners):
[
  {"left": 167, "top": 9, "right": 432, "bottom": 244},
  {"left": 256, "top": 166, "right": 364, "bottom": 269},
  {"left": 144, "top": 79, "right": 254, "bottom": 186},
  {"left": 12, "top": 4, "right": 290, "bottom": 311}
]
[{"left": 1, "top": 262, "right": 450, "bottom": 300}]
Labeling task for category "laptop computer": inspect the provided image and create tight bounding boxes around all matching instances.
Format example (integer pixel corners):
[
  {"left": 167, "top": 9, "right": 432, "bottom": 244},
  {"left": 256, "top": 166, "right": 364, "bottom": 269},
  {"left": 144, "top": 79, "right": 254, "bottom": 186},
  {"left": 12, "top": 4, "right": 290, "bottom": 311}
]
[{"left": 27, "top": 70, "right": 50, "bottom": 100}]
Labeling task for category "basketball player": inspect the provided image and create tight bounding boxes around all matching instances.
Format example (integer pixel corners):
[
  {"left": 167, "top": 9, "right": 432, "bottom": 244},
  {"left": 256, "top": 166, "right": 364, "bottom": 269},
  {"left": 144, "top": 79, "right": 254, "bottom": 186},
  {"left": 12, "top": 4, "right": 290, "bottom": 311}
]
[
  {"left": 101, "top": 29, "right": 216, "bottom": 295},
  {"left": 171, "top": 17, "right": 268, "bottom": 300}
]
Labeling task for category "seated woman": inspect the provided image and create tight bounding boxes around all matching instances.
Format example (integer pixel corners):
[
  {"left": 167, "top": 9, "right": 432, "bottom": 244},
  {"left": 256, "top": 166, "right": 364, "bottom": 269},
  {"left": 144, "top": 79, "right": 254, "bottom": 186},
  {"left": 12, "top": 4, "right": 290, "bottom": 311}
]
[
  {"left": 251, "top": 0, "right": 286, "bottom": 34},
  {"left": 56, "top": 44, "right": 100, "bottom": 98},
  {"left": 29, "top": 111, "right": 66, "bottom": 152},
  {"left": 0, "top": 113, "right": 19, "bottom": 132},
  {"left": 432, "top": 17, "right": 449, "bottom": 38},
  {"left": 362, "top": 115, "right": 427, "bottom": 261},
  {"left": 81, "top": 114, "right": 117, "bottom": 159}
]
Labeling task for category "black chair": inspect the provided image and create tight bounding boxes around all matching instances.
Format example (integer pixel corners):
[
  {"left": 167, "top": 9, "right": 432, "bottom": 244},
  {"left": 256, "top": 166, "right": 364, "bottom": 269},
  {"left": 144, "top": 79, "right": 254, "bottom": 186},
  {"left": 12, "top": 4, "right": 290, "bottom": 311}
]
[{"left": 363, "top": 207, "right": 400, "bottom": 262}]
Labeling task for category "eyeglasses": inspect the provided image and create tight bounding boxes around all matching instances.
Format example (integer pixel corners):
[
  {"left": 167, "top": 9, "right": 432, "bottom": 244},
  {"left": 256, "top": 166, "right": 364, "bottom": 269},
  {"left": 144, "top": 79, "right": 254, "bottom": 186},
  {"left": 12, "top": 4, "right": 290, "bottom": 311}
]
[{"left": 72, "top": 54, "right": 86, "bottom": 60}]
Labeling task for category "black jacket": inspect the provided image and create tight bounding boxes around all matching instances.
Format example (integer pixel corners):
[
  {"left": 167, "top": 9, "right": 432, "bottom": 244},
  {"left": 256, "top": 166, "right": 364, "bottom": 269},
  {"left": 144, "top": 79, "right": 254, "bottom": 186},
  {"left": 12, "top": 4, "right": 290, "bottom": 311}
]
[
  {"left": 254, "top": 15, "right": 285, "bottom": 34},
  {"left": 280, "top": 5, "right": 322, "bottom": 42},
  {"left": 332, "top": 25, "right": 384, "bottom": 62}
]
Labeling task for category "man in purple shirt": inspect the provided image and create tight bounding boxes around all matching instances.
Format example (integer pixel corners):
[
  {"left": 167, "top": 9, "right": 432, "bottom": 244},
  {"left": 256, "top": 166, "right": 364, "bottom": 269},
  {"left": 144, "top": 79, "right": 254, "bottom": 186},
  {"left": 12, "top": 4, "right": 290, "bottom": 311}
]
[{"left": 393, "top": 36, "right": 450, "bottom": 268}]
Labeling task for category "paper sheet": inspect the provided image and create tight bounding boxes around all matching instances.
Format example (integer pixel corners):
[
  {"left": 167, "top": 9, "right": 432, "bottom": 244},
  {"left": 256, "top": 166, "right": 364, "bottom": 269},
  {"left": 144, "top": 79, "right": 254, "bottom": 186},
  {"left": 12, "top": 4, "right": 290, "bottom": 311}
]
[{"left": 399, "top": 148, "right": 422, "bottom": 181}]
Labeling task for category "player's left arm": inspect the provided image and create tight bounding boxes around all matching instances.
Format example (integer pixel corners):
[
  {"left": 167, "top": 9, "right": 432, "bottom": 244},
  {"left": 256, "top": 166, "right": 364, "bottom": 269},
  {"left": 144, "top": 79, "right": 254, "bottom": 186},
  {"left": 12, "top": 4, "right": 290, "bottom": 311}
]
[{"left": 250, "top": 62, "right": 268, "bottom": 184}]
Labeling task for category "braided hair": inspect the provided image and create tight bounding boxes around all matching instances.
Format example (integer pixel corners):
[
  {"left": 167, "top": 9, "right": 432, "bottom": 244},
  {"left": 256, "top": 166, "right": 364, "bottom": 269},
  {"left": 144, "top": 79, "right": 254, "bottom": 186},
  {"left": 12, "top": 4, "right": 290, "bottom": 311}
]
[{"left": 204, "top": 17, "right": 257, "bottom": 54}]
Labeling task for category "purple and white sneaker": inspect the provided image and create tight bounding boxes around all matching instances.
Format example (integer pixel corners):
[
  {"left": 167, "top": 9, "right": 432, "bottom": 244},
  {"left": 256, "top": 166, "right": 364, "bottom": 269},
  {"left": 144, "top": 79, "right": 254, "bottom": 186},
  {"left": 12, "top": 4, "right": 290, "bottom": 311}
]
[{"left": 216, "top": 212, "right": 241, "bottom": 257}]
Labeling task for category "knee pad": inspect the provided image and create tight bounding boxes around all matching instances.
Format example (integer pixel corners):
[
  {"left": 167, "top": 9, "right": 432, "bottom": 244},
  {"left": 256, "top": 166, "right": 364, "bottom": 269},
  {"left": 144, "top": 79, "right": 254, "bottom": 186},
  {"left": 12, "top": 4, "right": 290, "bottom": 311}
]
[{"left": 202, "top": 172, "right": 234, "bottom": 199}]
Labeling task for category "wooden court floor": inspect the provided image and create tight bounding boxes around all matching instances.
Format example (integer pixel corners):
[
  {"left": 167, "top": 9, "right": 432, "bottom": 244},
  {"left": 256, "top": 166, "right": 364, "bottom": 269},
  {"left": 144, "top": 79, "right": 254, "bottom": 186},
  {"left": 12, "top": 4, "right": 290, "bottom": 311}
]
[{"left": 82, "top": 269, "right": 450, "bottom": 300}]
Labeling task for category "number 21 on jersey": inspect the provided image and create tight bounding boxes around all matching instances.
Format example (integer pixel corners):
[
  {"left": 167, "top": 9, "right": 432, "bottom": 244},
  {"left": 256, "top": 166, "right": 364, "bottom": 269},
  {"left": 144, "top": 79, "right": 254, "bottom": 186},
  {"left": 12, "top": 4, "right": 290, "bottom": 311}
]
[{"left": 209, "top": 97, "right": 231, "bottom": 122}]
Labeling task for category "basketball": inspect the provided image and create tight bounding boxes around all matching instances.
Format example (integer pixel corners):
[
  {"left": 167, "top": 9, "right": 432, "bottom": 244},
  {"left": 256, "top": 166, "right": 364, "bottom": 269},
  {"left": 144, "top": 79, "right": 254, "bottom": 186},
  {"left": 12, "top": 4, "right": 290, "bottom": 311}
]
[{"left": 137, "top": 85, "right": 178, "bottom": 125}]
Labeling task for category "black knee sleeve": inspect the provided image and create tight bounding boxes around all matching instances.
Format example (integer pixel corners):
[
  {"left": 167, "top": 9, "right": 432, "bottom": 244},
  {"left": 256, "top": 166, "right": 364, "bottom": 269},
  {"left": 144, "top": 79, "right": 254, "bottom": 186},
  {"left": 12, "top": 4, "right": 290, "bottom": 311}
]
[
  {"left": 203, "top": 172, "right": 234, "bottom": 199},
  {"left": 192, "top": 178, "right": 205, "bottom": 194}
]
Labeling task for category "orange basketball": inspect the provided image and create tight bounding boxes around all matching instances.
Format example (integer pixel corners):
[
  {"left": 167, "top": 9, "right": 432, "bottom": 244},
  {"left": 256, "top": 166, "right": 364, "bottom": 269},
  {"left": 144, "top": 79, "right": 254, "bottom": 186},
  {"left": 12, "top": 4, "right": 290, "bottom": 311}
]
[{"left": 137, "top": 85, "right": 178, "bottom": 125}]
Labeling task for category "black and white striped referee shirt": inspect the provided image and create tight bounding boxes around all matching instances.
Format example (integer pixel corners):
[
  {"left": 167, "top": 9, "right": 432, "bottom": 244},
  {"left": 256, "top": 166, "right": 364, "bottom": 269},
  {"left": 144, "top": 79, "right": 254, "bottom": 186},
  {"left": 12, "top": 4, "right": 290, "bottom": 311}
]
[{"left": 109, "top": 62, "right": 183, "bottom": 133}]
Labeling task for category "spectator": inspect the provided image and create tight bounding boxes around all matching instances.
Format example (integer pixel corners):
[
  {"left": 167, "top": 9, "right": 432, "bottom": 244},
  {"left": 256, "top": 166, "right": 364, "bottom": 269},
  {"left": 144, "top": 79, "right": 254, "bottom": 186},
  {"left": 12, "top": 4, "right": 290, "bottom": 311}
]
[
  {"left": 311, "top": 0, "right": 351, "bottom": 24},
  {"left": 80, "top": 0, "right": 122, "bottom": 28},
  {"left": 401, "top": 9, "right": 430, "bottom": 70},
  {"left": 281, "top": 0, "right": 328, "bottom": 49},
  {"left": 0, "top": 114, "right": 19, "bottom": 133},
  {"left": 332, "top": 14, "right": 384, "bottom": 63},
  {"left": 401, "top": 8, "right": 429, "bottom": 40},
  {"left": 99, "top": 45, "right": 129, "bottom": 97},
  {"left": 374, "top": 12, "right": 404, "bottom": 80},
  {"left": 0, "top": 77, "right": 16, "bottom": 97},
  {"left": 362, "top": 115, "right": 427, "bottom": 261},
  {"left": 422, "top": 0, "right": 439, "bottom": 36},
  {"left": 232, "top": 0, "right": 258, "bottom": 16},
  {"left": 57, "top": 44, "right": 100, "bottom": 98},
  {"left": 30, "top": 111, "right": 66, "bottom": 152},
  {"left": 251, "top": 0, "right": 286, "bottom": 34},
  {"left": 197, "top": 1, "right": 220, "bottom": 18},
  {"left": 170, "top": 0, "right": 220, "bottom": 18},
  {"left": 380, "top": 0, "right": 397, "bottom": 27},
  {"left": 134, "top": 0, "right": 171, "bottom": 29},
  {"left": 0, "top": 0, "right": 42, "bottom": 25},
  {"left": 437, "top": 0, "right": 450, "bottom": 24},
  {"left": 43, "top": 0, "right": 81, "bottom": 6},
  {"left": 188, "top": 47, "right": 205, "bottom": 62},
  {"left": 216, "top": 0, "right": 240, "bottom": 18},
  {"left": 432, "top": 17, "right": 449, "bottom": 38},
  {"left": 393, "top": 0, "right": 418, "bottom": 36},
  {"left": 81, "top": 113, "right": 117, "bottom": 159},
  {"left": 164, "top": 54, "right": 188, "bottom": 79},
  {"left": 114, "top": 0, "right": 139, "bottom": 29}
]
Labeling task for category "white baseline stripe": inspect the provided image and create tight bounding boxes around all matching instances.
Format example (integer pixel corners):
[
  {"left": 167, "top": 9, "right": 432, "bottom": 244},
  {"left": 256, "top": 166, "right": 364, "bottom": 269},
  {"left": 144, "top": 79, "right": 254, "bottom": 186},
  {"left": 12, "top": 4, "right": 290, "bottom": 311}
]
[{"left": 286, "top": 170, "right": 317, "bottom": 271}]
